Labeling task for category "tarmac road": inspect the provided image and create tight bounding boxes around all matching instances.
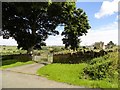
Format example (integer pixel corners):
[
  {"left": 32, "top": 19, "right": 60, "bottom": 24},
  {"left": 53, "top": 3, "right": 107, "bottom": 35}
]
[{"left": 1, "top": 63, "right": 84, "bottom": 88}]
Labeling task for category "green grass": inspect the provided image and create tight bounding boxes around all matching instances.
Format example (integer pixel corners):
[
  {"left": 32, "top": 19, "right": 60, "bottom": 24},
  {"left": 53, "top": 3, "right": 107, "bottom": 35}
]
[
  {"left": 0, "top": 60, "right": 34, "bottom": 70},
  {"left": 37, "top": 63, "right": 118, "bottom": 88},
  {"left": 0, "top": 46, "right": 27, "bottom": 55}
]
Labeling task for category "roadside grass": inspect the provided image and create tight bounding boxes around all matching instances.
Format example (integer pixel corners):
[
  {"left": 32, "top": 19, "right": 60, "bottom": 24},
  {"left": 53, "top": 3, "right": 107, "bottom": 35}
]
[
  {"left": 37, "top": 63, "right": 118, "bottom": 88},
  {"left": 0, "top": 59, "right": 34, "bottom": 70}
]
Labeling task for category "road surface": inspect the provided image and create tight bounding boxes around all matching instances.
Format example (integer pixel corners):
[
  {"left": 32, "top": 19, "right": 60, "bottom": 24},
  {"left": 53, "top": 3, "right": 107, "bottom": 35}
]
[{"left": 1, "top": 63, "right": 85, "bottom": 88}]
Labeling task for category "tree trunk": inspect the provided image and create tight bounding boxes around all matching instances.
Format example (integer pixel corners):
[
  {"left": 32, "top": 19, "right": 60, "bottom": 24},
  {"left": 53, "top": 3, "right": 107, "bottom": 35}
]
[
  {"left": 27, "top": 46, "right": 34, "bottom": 55},
  {"left": 27, "top": 46, "right": 34, "bottom": 60}
]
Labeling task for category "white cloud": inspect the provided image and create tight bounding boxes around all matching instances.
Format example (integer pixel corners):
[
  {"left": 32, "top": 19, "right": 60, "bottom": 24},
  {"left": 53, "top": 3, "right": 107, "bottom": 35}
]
[
  {"left": 95, "top": 0, "right": 119, "bottom": 19},
  {"left": 45, "top": 26, "right": 65, "bottom": 46},
  {"left": 80, "top": 22, "right": 118, "bottom": 46},
  {"left": 80, "top": 30, "right": 118, "bottom": 46},
  {"left": 0, "top": 37, "right": 17, "bottom": 46},
  {"left": 45, "top": 34, "right": 64, "bottom": 46}
]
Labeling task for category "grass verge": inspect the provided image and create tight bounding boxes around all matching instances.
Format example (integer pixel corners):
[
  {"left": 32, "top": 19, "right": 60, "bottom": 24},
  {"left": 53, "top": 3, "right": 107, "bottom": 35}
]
[
  {"left": 0, "top": 60, "right": 34, "bottom": 70},
  {"left": 37, "top": 63, "right": 118, "bottom": 88}
]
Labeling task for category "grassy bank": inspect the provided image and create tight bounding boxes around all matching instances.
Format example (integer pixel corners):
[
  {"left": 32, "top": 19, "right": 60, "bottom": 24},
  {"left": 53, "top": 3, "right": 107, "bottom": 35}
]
[
  {"left": 0, "top": 59, "right": 34, "bottom": 70},
  {"left": 37, "top": 52, "right": 118, "bottom": 88},
  {"left": 37, "top": 63, "right": 117, "bottom": 88}
]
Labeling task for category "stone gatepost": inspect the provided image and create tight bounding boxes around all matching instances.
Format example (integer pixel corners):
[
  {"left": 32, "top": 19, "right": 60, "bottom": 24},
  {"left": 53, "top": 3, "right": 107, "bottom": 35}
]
[{"left": 48, "top": 52, "right": 53, "bottom": 63}]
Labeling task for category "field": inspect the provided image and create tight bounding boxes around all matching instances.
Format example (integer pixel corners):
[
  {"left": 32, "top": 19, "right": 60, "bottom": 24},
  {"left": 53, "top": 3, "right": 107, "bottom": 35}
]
[
  {"left": 0, "top": 45, "right": 65, "bottom": 55},
  {"left": 0, "top": 45, "right": 27, "bottom": 55},
  {"left": 0, "top": 45, "right": 119, "bottom": 88}
]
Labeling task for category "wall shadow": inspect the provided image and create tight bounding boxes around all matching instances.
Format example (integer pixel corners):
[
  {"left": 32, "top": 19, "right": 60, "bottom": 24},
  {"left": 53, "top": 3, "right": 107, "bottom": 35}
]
[
  {"left": 2, "top": 54, "right": 32, "bottom": 66},
  {"left": 53, "top": 50, "right": 109, "bottom": 64}
]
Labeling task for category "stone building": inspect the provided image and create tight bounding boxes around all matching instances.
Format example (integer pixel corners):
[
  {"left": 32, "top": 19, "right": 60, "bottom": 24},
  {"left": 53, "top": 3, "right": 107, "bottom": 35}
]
[{"left": 93, "top": 41, "right": 104, "bottom": 49}]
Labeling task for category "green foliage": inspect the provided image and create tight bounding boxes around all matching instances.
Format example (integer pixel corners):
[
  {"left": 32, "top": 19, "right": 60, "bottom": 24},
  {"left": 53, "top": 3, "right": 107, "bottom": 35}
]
[
  {"left": 2, "top": 2, "right": 54, "bottom": 51},
  {"left": 107, "top": 41, "right": 116, "bottom": 49},
  {"left": 2, "top": 2, "right": 90, "bottom": 52},
  {"left": 0, "top": 60, "right": 34, "bottom": 70},
  {"left": 82, "top": 52, "right": 118, "bottom": 83},
  {"left": 108, "top": 41, "right": 115, "bottom": 46},
  {"left": 62, "top": 8, "right": 91, "bottom": 50},
  {"left": 37, "top": 63, "right": 118, "bottom": 88},
  {"left": 2, "top": 2, "right": 77, "bottom": 52}
]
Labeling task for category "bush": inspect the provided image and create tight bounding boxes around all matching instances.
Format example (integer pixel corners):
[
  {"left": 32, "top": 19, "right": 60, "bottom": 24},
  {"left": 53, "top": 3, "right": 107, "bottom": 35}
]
[
  {"left": 82, "top": 60, "right": 113, "bottom": 80},
  {"left": 81, "top": 52, "right": 118, "bottom": 82}
]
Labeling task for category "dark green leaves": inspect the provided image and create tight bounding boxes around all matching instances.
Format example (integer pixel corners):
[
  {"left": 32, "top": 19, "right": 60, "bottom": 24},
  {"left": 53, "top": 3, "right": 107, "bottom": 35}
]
[
  {"left": 2, "top": 2, "right": 90, "bottom": 51},
  {"left": 62, "top": 8, "right": 91, "bottom": 50}
]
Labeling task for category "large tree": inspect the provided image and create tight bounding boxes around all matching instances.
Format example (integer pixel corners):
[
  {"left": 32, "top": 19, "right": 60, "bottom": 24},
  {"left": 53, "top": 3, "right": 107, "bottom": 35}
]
[
  {"left": 2, "top": 2, "right": 75, "bottom": 53},
  {"left": 62, "top": 9, "right": 91, "bottom": 50},
  {"left": 2, "top": 2, "right": 51, "bottom": 53},
  {"left": 2, "top": 2, "right": 90, "bottom": 52},
  {"left": 107, "top": 41, "right": 115, "bottom": 48}
]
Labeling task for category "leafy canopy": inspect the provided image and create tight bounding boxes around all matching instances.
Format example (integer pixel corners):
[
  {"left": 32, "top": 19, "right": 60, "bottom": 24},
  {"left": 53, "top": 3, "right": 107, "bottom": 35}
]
[
  {"left": 62, "top": 8, "right": 91, "bottom": 50},
  {"left": 2, "top": 2, "right": 90, "bottom": 51}
]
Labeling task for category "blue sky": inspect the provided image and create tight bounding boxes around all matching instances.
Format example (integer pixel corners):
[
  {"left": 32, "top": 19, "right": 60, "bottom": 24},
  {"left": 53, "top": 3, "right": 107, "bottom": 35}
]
[
  {"left": 76, "top": 2, "right": 117, "bottom": 29},
  {"left": 0, "top": 0, "right": 119, "bottom": 46}
]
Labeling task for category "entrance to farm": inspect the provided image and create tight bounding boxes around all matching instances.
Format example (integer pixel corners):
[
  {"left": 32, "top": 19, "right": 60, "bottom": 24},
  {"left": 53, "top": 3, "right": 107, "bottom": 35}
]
[{"left": 33, "top": 51, "right": 53, "bottom": 64}]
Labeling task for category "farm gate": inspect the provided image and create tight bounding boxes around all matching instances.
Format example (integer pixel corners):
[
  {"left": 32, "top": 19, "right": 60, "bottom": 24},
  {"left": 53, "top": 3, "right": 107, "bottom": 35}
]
[{"left": 33, "top": 52, "right": 53, "bottom": 63}]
